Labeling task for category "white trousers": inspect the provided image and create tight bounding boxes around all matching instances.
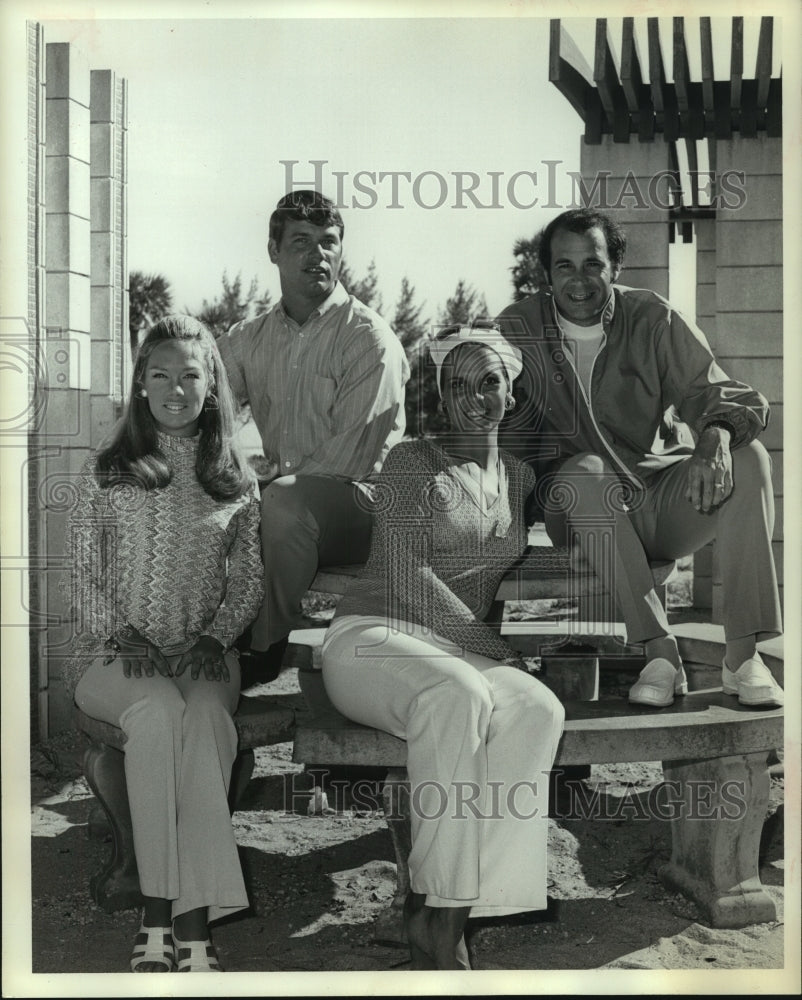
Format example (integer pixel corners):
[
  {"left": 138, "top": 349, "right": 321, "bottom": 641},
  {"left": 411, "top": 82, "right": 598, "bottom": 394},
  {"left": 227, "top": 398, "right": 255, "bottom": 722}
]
[
  {"left": 74, "top": 653, "right": 247, "bottom": 923},
  {"left": 321, "top": 616, "right": 565, "bottom": 917}
]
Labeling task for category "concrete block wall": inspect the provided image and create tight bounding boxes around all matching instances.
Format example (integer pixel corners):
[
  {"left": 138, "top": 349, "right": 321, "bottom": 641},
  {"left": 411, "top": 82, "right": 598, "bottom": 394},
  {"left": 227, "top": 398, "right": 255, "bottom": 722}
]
[
  {"left": 26, "top": 23, "right": 48, "bottom": 737},
  {"left": 693, "top": 218, "right": 717, "bottom": 610},
  {"left": 709, "top": 137, "right": 783, "bottom": 620},
  {"left": 579, "top": 135, "right": 671, "bottom": 297},
  {"left": 28, "top": 32, "right": 129, "bottom": 738},
  {"left": 90, "top": 69, "right": 129, "bottom": 447},
  {"left": 575, "top": 134, "right": 783, "bottom": 628}
]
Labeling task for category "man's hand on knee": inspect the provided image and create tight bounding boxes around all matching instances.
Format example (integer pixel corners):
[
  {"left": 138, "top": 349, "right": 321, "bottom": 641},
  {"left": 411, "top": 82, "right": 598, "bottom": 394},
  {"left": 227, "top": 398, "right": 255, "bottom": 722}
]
[{"left": 685, "top": 425, "right": 733, "bottom": 513}]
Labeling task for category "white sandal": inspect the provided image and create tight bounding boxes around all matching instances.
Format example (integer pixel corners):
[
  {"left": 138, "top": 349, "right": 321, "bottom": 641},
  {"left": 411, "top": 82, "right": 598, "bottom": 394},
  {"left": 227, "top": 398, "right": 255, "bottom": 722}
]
[
  {"left": 173, "top": 931, "right": 224, "bottom": 972},
  {"left": 130, "top": 921, "right": 175, "bottom": 972}
]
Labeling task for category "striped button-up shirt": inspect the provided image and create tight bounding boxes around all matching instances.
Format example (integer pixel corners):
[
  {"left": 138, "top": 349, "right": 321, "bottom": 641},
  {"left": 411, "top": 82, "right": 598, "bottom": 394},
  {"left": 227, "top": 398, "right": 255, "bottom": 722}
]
[{"left": 218, "top": 282, "right": 409, "bottom": 481}]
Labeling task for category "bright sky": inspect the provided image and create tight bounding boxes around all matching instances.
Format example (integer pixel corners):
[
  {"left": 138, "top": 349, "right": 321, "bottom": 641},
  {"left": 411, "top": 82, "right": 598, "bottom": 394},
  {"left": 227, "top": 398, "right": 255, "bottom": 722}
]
[
  {"left": 38, "top": 14, "right": 585, "bottom": 322},
  {"left": 33, "top": 12, "right": 698, "bottom": 324},
  {"left": 37, "top": 10, "right": 776, "bottom": 325}
]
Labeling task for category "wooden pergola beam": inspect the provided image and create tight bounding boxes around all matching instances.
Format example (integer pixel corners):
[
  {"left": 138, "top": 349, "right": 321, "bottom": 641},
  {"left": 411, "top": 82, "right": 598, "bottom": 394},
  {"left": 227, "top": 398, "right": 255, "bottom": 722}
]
[
  {"left": 685, "top": 137, "right": 700, "bottom": 206},
  {"left": 549, "top": 19, "right": 594, "bottom": 123},
  {"left": 621, "top": 17, "right": 654, "bottom": 140},
  {"left": 648, "top": 18, "right": 666, "bottom": 133},
  {"left": 766, "top": 75, "right": 782, "bottom": 137},
  {"left": 549, "top": 15, "right": 781, "bottom": 144},
  {"left": 730, "top": 17, "right": 743, "bottom": 131},
  {"left": 706, "top": 136, "right": 718, "bottom": 205},
  {"left": 666, "top": 141, "right": 683, "bottom": 209},
  {"left": 594, "top": 18, "right": 629, "bottom": 141},
  {"left": 673, "top": 18, "right": 691, "bottom": 113},
  {"left": 674, "top": 17, "right": 705, "bottom": 140},
  {"left": 755, "top": 16, "right": 774, "bottom": 119},
  {"left": 755, "top": 16, "right": 773, "bottom": 107},
  {"left": 700, "top": 17, "right": 716, "bottom": 131}
]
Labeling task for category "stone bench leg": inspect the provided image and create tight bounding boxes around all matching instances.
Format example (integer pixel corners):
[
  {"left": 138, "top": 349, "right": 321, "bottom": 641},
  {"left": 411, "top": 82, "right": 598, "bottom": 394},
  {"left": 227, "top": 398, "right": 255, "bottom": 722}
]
[
  {"left": 83, "top": 742, "right": 143, "bottom": 913},
  {"left": 659, "top": 751, "right": 776, "bottom": 929},
  {"left": 372, "top": 767, "right": 411, "bottom": 945},
  {"left": 83, "top": 741, "right": 254, "bottom": 914}
]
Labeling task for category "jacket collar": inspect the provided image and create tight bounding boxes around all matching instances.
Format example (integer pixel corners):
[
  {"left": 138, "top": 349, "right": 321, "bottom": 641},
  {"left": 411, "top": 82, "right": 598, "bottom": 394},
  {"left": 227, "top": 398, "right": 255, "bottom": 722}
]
[{"left": 543, "top": 287, "right": 616, "bottom": 337}]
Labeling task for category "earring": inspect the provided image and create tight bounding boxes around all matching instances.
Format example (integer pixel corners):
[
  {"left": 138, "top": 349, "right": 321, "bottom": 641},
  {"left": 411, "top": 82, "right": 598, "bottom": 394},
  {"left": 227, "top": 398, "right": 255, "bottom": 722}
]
[
  {"left": 136, "top": 388, "right": 148, "bottom": 398},
  {"left": 504, "top": 394, "right": 516, "bottom": 412}
]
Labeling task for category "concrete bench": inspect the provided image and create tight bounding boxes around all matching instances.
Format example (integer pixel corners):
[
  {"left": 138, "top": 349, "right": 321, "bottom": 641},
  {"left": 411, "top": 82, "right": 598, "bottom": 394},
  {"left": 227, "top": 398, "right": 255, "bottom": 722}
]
[
  {"left": 79, "top": 544, "right": 782, "bottom": 938},
  {"left": 311, "top": 542, "right": 677, "bottom": 694},
  {"left": 74, "top": 544, "right": 610, "bottom": 914},
  {"left": 293, "top": 668, "right": 784, "bottom": 936},
  {"left": 309, "top": 542, "right": 676, "bottom": 605},
  {"left": 73, "top": 694, "right": 298, "bottom": 913}
]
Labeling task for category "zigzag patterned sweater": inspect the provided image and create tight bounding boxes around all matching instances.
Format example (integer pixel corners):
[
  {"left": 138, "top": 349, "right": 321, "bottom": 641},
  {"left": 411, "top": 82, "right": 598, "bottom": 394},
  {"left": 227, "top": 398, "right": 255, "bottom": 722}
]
[{"left": 63, "top": 432, "right": 263, "bottom": 696}]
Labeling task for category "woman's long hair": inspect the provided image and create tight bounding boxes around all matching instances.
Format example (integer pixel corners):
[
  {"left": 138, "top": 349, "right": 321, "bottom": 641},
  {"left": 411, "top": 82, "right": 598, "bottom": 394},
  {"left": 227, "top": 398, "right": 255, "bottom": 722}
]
[{"left": 95, "top": 315, "right": 255, "bottom": 501}]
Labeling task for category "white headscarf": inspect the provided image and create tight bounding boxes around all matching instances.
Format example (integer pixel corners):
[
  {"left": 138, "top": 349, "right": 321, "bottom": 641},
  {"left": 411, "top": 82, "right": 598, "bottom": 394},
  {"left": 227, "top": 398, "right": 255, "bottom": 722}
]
[{"left": 427, "top": 325, "right": 523, "bottom": 396}]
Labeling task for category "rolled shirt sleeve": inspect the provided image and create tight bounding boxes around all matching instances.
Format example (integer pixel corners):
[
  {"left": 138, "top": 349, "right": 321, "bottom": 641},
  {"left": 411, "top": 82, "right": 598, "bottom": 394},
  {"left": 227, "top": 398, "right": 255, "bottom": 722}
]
[{"left": 218, "top": 285, "right": 409, "bottom": 481}]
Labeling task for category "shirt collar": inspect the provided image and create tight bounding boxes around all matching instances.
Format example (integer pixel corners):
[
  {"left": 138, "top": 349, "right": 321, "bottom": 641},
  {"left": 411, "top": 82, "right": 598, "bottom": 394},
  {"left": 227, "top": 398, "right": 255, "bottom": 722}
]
[
  {"left": 278, "top": 280, "right": 349, "bottom": 327},
  {"left": 546, "top": 287, "right": 616, "bottom": 335}
]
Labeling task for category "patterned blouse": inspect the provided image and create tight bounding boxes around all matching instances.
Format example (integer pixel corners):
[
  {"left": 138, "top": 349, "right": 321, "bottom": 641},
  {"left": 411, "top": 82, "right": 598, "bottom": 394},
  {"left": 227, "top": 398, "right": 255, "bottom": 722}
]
[
  {"left": 334, "top": 439, "right": 536, "bottom": 662},
  {"left": 62, "top": 432, "right": 264, "bottom": 696}
]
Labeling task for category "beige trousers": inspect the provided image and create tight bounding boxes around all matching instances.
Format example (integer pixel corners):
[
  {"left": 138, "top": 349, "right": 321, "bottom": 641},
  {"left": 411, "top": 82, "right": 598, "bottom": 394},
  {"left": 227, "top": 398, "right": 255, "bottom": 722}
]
[
  {"left": 321, "top": 616, "right": 565, "bottom": 917},
  {"left": 250, "top": 475, "right": 373, "bottom": 650},
  {"left": 74, "top": 653, "right": 247, "bottom": 923},
  {"left": 544, "top": 441, "right": 782, "bottom": 645}
]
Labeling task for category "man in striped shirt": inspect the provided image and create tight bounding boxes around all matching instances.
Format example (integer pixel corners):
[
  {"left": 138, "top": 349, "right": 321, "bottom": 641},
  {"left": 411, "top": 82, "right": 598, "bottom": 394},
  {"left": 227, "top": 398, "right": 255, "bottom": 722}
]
[{"left": 218, "top": 190, "right": 409, "bottom": 684}]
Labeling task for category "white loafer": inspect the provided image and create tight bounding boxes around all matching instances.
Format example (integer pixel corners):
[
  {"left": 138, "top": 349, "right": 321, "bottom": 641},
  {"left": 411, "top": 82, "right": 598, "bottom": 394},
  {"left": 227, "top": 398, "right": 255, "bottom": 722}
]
[
  {"left": 722, "top": 655, "right": 784, "bottom": 708},
  {"left": 628, "top": 658, "right": 688, "bottom": 708}
]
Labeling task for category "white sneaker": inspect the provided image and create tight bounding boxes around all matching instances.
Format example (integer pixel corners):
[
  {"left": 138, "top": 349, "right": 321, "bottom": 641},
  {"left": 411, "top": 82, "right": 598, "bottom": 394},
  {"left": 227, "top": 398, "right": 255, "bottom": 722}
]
[
  {"left": 722, "top": 654, "right": 784, "bottom": 708},
  {"left": 628, "top": 658, "right": 688, "bottom": 708}
]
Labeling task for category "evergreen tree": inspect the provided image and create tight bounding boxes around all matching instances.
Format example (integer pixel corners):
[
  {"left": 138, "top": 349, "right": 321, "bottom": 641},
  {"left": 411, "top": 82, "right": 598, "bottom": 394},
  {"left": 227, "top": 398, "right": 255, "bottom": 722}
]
[
  {"left": 392, "top": 276, "right": 428, "bottom": 351},
  {"left": 391, "top": 277, "right": 430, "bottom": 437},
  {"left": 437, "top": 279, "right": 490, "bottom": 329},
  {"left": 128, "top": 271, "right": 173, "bottom": 356},
  {"left": 191, "top": 271, "right": 272, "bottom": 339},
  {"left": 510, "top": 234, "right": 548, "bottom": 301},
  {"left": 340, "top": 258, "right": 383, "bottom": 314}
]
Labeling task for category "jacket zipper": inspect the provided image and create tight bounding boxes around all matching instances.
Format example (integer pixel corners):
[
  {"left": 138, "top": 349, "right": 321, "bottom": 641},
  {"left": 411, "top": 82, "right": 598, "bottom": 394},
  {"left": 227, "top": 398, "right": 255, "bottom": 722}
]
[{"left": 552, "top": 301, "right": 637, "bottom": 488}]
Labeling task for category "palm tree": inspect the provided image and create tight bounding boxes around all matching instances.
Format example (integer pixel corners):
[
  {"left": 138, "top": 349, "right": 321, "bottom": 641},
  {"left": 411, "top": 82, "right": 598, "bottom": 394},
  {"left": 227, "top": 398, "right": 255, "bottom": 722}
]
[{"left": 128, "top": 271, "right": 173, "bottom": 356}]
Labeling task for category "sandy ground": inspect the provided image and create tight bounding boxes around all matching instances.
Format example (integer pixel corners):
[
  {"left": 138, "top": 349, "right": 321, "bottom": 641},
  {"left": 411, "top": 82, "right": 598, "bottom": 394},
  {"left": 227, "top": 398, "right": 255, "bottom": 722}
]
[
  {"left": 25, "top": 662, "right": 791, "bottom": 994},
  {"left": 18, "top": 582, "right": 798, "bottom": 994}
]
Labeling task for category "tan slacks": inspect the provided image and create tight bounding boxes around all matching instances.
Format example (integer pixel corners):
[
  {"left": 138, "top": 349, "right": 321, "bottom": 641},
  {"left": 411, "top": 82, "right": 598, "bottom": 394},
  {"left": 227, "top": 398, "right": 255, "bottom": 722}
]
[
  {"left": 250, "top": 475, "right": 373, "bottom": 651},
  {"left": 321, "top": 616, "right": 565, "bottom": 917},
  {"left": 74, "top": 653, "right": 247, "bottom": 923},
  {"left": 544, "top": 440, "right": 782, "bottom": 644}
]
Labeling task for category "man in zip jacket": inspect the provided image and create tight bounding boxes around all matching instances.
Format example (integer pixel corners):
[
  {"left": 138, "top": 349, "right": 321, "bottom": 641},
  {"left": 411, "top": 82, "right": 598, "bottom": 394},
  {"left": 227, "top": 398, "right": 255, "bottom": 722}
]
[{"left": 497, "top": 208, "right": 782, "bottom": 710}]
